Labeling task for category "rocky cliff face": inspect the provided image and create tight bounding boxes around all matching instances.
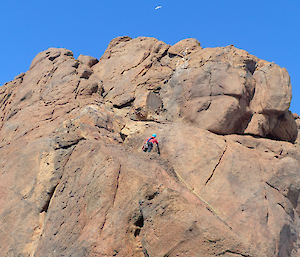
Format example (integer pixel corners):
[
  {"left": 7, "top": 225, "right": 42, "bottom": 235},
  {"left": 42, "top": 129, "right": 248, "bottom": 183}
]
[{"left": 0, "top": 36, "right": 300, "bottom": 256}]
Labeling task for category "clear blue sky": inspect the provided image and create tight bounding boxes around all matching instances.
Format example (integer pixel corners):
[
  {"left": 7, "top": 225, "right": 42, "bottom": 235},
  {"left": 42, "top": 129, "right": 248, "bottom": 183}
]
[{"left": 1, "top": 1, "right": 299, "bottom": 114}]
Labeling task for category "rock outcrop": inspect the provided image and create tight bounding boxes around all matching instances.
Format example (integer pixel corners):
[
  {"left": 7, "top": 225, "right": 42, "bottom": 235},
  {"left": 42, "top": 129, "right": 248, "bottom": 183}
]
[{"left": 0, "top": 36, "right": 299, "bottom": 256}]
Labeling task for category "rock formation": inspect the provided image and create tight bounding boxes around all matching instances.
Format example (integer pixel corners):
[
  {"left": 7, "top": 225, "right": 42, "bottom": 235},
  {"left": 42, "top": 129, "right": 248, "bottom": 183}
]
[{"left": 0, "top": 36, "right": 299, "bottom": 256}]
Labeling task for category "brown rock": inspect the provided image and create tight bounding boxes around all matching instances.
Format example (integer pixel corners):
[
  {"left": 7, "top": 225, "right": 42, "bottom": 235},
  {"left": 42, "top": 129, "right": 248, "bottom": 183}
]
[
  {"left": 77, "top": 64, "right": 93, "bottom": 79},
  {"left": 75, "top": 79, "right": 103, "bottom": 99},
  {"left": 271, "top": 110, "right": 298, "bottom": 142},
  {"left": 77, "top": 54, "right": 99, "bottom": 67},
  {"left": 92, "top": 37, "right": 297, "bottom": 141},
  {"left": 295, "top": 115, "right": 300, "bottom": 145},
  {"left": 29, "top": 47, "right": 73, "bottom": 70},
  {"left": 93, "top": 37, "right": 172, "bottom": 110},
  {"left": 250, "top": 63, "right": 292, "bottom": 113},
  {"left": 0, "top": 37, "right": 300, "bottom": 257},
  {"left": 168, "top": 38, "right": 202, "bottom": 56}
]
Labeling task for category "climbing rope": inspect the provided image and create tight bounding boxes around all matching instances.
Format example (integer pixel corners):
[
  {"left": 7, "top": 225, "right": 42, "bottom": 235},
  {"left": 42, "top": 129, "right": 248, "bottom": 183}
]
[
  {"left": 141, "top": 137, "right": 223, "bottom": 220},
  {"left": 172, "top": 168, "right": 222, "bottom": 220}
]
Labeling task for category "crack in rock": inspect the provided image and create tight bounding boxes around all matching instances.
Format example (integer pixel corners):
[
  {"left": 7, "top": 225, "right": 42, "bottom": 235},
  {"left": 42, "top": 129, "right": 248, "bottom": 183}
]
[
  {"left": 120, "top": 51, "right": 151, "bottom": 75},
  {"left": 112, "top": 165, "right": 121, "bottom": 206},
  {"left": 100, "top": 216, "right": 107, "bottom": 231},
  {"left": 54, "top": 137, "right": 85, "bottom": 150},
  {"left": 265, "top": 182, "right": 295, "bottom": 220},
  {"left": 218, "top": 250, "right": 251, "bottom": 256},
  {"left": 265, "top": 181, "right": 280, "bottom": 192},
  {"left": 40, "top": 184, "right": 58, "bottom": 213},
  {"left": 205, "top": 140, "right": 227, "bottom": 186}
]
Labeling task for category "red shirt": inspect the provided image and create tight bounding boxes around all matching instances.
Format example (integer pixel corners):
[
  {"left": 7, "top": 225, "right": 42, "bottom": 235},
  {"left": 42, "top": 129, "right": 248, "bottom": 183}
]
[{"left": 146, "top": 137, "right": 158, "bottom": 145}]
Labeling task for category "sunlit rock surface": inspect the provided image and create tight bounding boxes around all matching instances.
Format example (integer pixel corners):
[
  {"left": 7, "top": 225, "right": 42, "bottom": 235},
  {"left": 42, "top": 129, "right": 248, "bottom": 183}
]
[{"left": 0, "top": 37, "right": 299, "bottom": 256}]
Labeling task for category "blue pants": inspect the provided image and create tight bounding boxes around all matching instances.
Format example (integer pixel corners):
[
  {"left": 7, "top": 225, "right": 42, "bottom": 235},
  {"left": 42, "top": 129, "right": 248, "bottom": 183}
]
[{"left": 147, "top": 142, "right": 153, "bottom": 152}]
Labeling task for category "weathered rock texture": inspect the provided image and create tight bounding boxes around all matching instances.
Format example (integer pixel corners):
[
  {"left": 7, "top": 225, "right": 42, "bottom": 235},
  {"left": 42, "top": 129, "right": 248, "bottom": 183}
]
[{"left": 0, "top": 37, "right": 300, "bottom": 256}]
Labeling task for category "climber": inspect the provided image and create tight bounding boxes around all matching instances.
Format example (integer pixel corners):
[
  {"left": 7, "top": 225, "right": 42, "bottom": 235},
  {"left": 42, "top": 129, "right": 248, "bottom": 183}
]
[{"left": 143, "top": 134, "right": 160, "bottom": 154}]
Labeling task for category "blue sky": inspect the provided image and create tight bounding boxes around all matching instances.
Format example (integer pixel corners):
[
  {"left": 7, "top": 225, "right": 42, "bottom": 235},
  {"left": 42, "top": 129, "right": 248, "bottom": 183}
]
[{"left": 1, "top": 1, "right": 299, "bottom": 114}]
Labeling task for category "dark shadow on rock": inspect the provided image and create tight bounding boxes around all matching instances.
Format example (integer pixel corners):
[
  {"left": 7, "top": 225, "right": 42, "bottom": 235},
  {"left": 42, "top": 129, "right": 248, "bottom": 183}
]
[{"left": 278, "top": 224, "right": 297, "bottom": 257}]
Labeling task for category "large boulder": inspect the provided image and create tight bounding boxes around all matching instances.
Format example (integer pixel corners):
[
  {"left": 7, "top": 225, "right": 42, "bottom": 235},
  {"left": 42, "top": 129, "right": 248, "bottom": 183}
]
[{"left": 91, "top": 38, "right": 297, "bottom": 141}]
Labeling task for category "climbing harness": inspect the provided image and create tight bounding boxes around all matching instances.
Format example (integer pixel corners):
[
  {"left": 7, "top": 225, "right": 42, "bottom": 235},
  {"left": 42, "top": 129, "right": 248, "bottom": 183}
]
[{"left": 142, "top": 137, "right": 152, "bottom": 152}]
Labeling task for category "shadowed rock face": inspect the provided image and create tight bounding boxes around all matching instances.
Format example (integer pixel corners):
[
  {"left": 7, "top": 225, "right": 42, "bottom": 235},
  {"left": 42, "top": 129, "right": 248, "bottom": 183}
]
[{"left": 0, "top": 37, "right": 300, "bottom": 256}]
